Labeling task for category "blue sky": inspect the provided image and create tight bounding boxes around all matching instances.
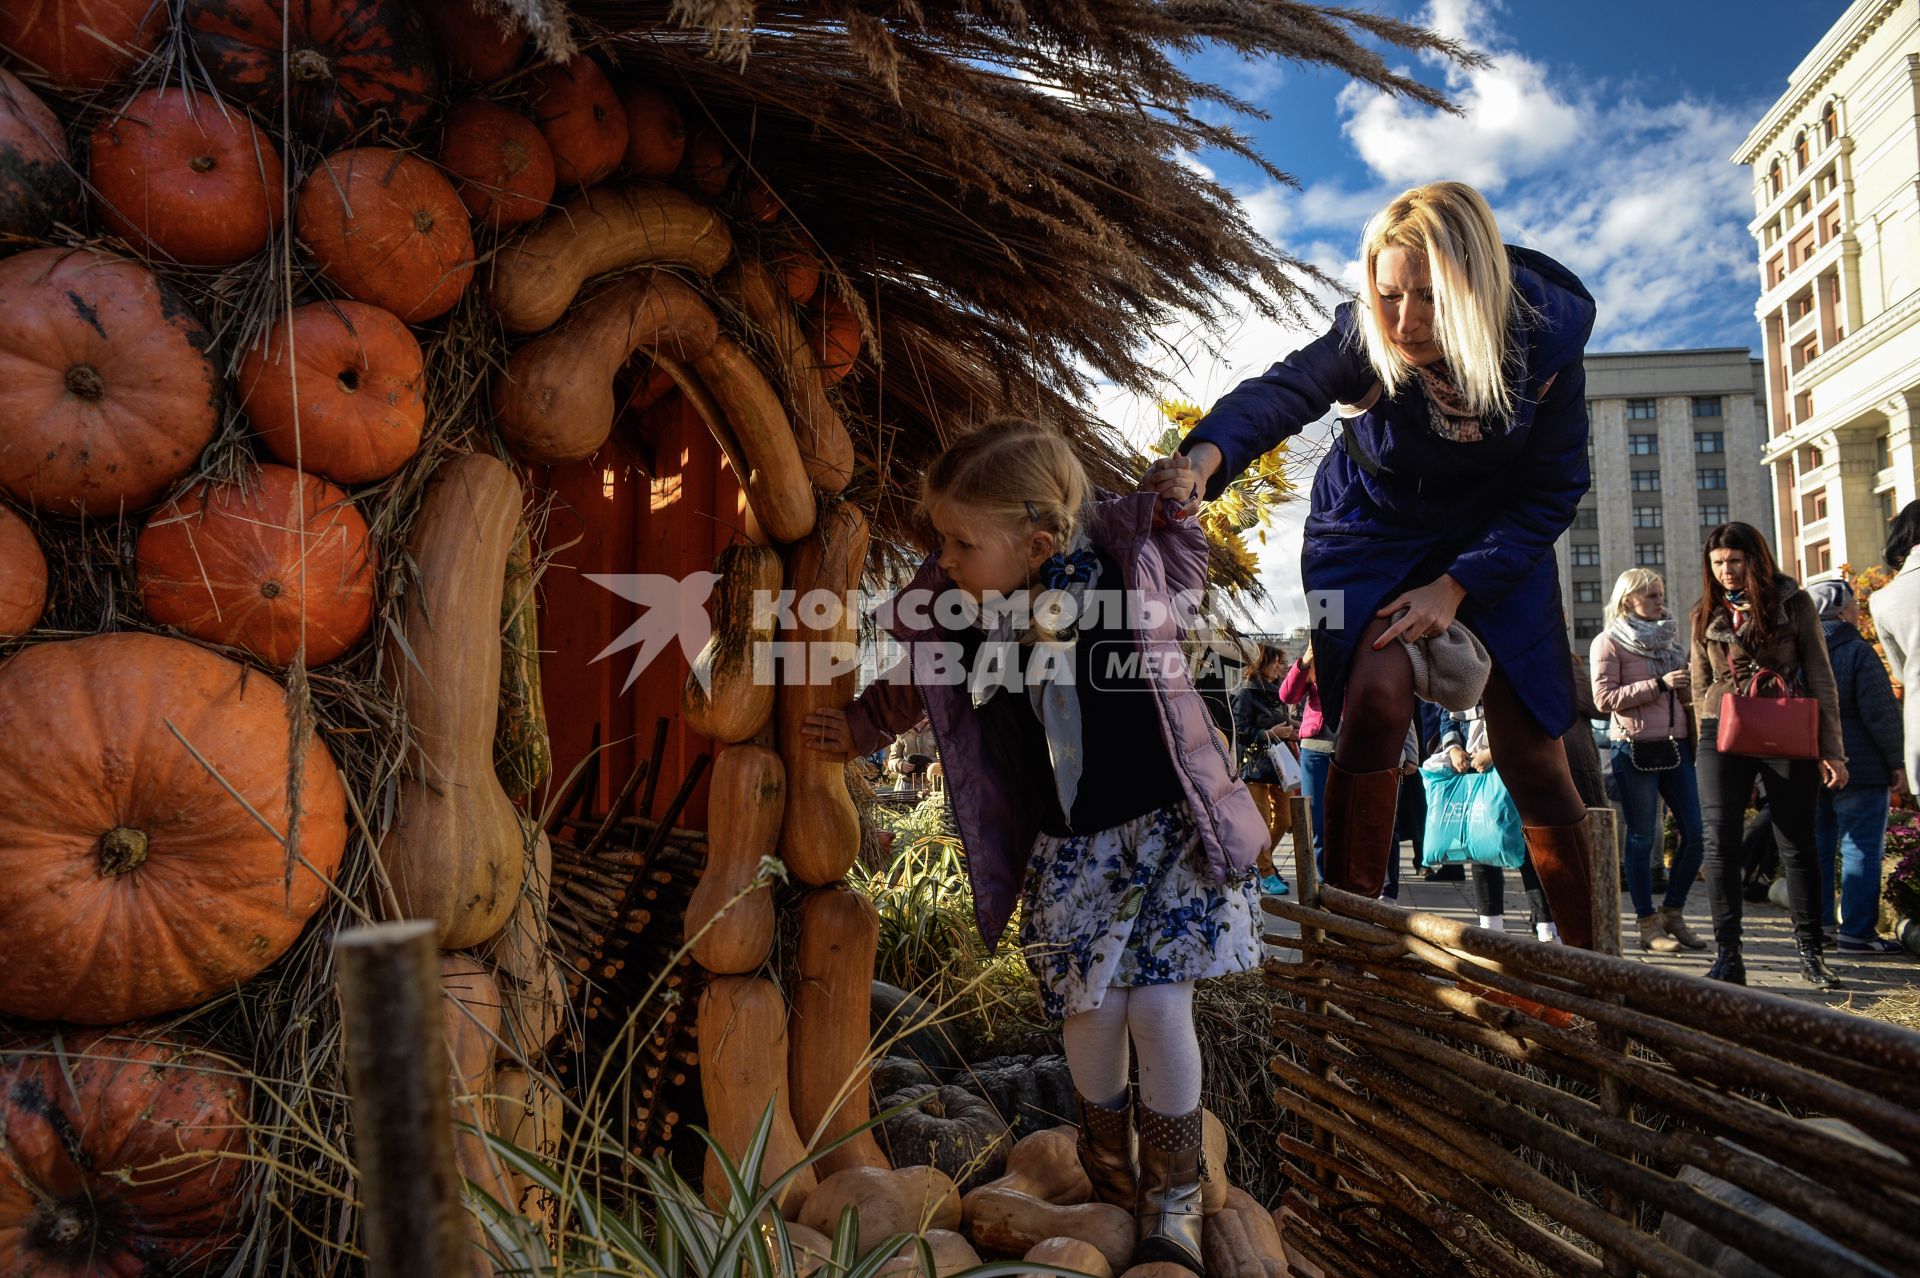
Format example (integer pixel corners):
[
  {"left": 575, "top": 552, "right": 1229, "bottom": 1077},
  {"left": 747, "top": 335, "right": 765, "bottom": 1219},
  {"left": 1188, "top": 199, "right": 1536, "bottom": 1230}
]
[{"left": 1105, "top": 0, "right": 1851, "bottom": 630}]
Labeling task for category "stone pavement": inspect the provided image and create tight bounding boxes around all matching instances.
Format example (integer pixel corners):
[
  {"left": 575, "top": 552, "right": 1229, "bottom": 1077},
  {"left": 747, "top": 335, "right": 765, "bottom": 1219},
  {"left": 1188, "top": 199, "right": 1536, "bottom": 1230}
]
[{"left": 1262, "top": 846, "right": 1920, "bottom": 1010}]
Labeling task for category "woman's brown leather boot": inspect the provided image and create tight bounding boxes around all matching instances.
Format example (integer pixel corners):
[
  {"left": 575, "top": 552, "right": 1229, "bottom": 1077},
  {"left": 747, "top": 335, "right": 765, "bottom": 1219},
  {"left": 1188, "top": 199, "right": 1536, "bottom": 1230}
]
[
  {"left": 1134, "top": 1104, "right": 1205, "bottom": 1274},
  {"left": 1523, "top": 822, "right": 1595, "bottom": 950},
  {"left": 1321, "top": 761, "right": 1403, "bottom": 897},
  {"left": 1075, "top": 1091, "right": 1137, "bottom": 1208}
]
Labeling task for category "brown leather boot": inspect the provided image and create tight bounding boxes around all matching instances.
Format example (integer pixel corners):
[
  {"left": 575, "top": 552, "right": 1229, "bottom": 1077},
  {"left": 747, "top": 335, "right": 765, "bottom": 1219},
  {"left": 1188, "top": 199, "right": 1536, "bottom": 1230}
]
[
  {"left": 1523, "top": 822, "right": 1594, "bottom": 950},
  {"left": 1134, "top": 1105, "right": 1205, "bottom": 1274},
  {"left": 1076, "top": 1091, "right": 1137, "bottom": 1209},
  {"left": 1322, "top": 761, "right": 1403, "bottom": 897}
]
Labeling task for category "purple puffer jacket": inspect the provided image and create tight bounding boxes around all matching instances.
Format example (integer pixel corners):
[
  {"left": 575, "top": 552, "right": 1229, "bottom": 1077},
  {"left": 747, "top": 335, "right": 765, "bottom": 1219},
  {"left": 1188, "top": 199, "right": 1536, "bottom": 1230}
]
[{"left": 845, "top": 489, "right": 1268, "bottom": 947}]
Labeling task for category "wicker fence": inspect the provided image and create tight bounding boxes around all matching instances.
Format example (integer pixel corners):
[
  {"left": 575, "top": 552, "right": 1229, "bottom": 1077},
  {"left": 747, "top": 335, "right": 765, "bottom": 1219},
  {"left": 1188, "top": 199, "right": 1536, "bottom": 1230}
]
[{"left": 1263, "top": 799, "right": 1920, "bottom": 1278}]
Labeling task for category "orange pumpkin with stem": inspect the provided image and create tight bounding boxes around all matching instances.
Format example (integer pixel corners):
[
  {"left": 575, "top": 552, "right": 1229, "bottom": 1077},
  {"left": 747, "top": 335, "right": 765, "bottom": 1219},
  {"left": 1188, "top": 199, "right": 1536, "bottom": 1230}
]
[
  {"left": 0, "top": 505, "right": 46, "bottom": 636},
  {"left": 439, "top": 99, "right": 556, "bottom": 231},
  {"left": 90, "top": 87, "right": 288, "bottom": 267},
  {"left": 296, "top": 146, "right": 475, "bottom": 322},
  {"left": 238, "top": 300, "right": 426, "bottom": 484},
  {"left": 0, "top": 1030, "right": 251, "bottom": 1273},
  {"left": 529, "top": 58, "right": 627, "bottom": 188},
  {"left": 137, "top": 465, "right": 378, "bottom": 668},
  {"left": 0, "top": 631, "right": 350, "bottom": 1023},
  {"left": 0, "top": 248, "right": 219, "bottom": 517}
]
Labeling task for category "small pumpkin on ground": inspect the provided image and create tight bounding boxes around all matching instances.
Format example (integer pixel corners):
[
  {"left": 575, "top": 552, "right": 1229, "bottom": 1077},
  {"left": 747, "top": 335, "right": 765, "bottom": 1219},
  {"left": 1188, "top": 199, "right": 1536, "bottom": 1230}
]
[
  {"left": 238, "top": 299, "right": 426, "bottom": 485},
  {"left": 0, "top": 632, "right": 350, "bottom": 1023},
  {"left": 0, "top": 0, "right": 162, "bottom": 90},
  {"left": 136, "top": 464, "right": 377, "bottom": 667},
  {"left": 186, "top": 0, "right": 439, "bottom": 139},
  {"left": 877, "top": 1229, "right": 980, "bottom": 1278},
  {"left": 0, "top": 505, "right": 46, "bottom": 636},
  {"left": 0, "top": 68, "right": 80, "bottom": 241},
  {"left": 528, "top": 57, "right": 627, "bottom": 188},
  {"left": 439, "top": 99, "right": 556, "bottom": 231},
  {"left": 90, "top": 87, "right": 287, "bottom": 267},
  {"left": 952, "top": 1054, "right": 1077, "bottom": 1137},
  {"left": 621, "top": 82, "right": 686, "bottom": 177},
  {"left": 876, "top": 1085, "right": 1010, "bottom": 1191},
  {"left": 0, "top": 1030, "right": 251, "bottom": 1273},
  {"left": 296, "top": 146, "right": 475, "bottom": 322},
  {"left": 0, "top": 248, "right": 219, "bottom": 517},
  {"left": 419, "top": 0, "right": 526, "bottom": 82},
  {"left": 796, "top": 1166, "right": 961, "bottom": 1256}
]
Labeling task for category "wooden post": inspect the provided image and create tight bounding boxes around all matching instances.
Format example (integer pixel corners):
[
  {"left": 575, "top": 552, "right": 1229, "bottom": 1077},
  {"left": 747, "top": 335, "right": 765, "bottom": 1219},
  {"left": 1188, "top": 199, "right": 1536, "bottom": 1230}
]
[
  {"left": 1585, "top": 806, "right": 1634, "bottom": 1277},
  {"left": 335, "top": 921, "right": 468, "bottom": 1278}
]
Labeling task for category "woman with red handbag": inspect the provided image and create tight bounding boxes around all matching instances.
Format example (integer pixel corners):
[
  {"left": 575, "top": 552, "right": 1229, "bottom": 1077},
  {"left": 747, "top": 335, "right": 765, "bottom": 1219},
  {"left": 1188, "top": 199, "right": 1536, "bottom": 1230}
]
[{"left": 1689, "top": 522, "right": 1848, "bottom": 989}]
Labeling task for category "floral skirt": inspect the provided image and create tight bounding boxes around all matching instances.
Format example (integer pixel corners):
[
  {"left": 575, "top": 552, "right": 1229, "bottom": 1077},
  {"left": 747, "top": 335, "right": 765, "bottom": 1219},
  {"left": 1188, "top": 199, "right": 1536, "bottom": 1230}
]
[{"left": 1019, "top": 801, "right": 1262, "bottom": 1020}]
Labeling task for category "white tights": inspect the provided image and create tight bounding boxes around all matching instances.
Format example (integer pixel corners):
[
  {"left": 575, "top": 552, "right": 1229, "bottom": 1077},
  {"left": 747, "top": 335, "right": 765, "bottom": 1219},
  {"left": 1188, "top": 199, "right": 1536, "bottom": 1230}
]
[{"left": 1060, "top": 982, "right": 1202, "bottom": 1116}]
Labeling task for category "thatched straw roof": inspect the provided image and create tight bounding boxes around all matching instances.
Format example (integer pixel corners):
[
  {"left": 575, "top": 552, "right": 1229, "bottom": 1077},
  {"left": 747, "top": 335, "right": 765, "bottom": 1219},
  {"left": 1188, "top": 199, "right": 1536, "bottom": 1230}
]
[{"left": 512, "top": 1, "right": 1470, "bottom": 575}]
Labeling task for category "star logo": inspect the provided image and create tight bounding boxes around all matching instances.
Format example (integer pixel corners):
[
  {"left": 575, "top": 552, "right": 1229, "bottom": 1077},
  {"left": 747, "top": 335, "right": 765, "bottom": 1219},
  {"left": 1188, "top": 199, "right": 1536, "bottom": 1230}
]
[{"left": 583, "top": 572, "right": 723, "bottom": 692}]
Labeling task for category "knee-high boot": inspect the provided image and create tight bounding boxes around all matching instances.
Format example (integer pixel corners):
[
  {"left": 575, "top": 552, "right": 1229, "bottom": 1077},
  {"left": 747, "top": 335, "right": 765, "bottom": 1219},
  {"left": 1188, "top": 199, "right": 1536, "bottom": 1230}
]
[
  {"left": 1322, "top": 761, "right": 1403, "bottom": 897},
  {"left": 1524, "top": 822, "right": 1595, "bottom": 950}
]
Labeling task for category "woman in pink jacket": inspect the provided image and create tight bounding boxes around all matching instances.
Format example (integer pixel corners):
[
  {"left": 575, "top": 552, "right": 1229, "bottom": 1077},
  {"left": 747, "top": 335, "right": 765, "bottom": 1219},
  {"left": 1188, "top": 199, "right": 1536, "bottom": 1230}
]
[{"left": 1589, "top": 569, "right": 1707, "bottom": 955}]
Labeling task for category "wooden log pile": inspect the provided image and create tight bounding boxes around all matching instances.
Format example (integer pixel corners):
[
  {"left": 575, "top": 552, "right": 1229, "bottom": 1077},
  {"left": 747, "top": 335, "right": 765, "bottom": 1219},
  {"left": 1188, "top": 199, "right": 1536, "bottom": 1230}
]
[{"left": 1264, "top": 800, "right": 1920, "bottom": 1278}]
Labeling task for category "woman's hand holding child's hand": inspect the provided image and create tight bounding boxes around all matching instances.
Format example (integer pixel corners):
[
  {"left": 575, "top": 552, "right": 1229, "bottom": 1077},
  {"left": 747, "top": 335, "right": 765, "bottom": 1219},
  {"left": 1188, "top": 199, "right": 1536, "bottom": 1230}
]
[
  {"left": 1142, "top": 454, "right": 1201, "bottom": 507},
  {"left": 802, "top": 707, "right": 853, "bottom": 755}
]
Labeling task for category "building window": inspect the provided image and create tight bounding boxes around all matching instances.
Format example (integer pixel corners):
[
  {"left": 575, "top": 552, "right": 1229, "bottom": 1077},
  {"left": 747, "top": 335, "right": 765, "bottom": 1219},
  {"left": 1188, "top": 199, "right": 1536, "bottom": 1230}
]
[
  {"left": 1767, "top": 254, "right": 1787, "bottom": 288},
  {"left": 1631, "top": 470, "right": 1661, "bottom": 492},
  {"left": 1574, "top": 581, "right": 1603, "bottom": 604},
  {"left": 1803, "top": 489, "right": 1829, "bottom": 524},
  {"left": 1691, "top": 397, "right": 1722, "bottom": 417},
  {"left": 1572, "top": 507, "right": 1599, "bottom": 529},
  {"left": 1698, "top": 469, "right": 1727, "bottom": 490},
  {"left": 1810, "top": 540, "right": 1832, "bottom": 575},
  {"left": 1634, "top": 544, "right": 1666, "bottom": 567},
  {"left": 1574, "top": 617, "right": 1604, "bottom": 641},
  {"left": 1694, "top": 431, "right": 1724, "bottom": 454},
  {"left": 1882, "top": 489, "right": 1897, "bottom": 526},
  {"left": 1632, "top": 506, "right": 1663, "bottom": 529},
  {"left": 1877, "top": 433, "right": 1892, "bottom": 471},
  {"left": 1821, "top": 100, "right": 1837, "bottom": 145},
  {"left": 1699, "top": 504, "right": 1729, "bottom": 527},
  {"left": 1794, "top": 130, "right": 1809, "bottom": 170},
  {"left": 1769, "top": 158, "right": 1783, "bottom": 197},
  {"left": 1572, "top": 544, "right": 1600, "bottom": 567},
  {"left": 1626, "top": 399, "right": 1657, "bottom": 420},
  {"left": 1628, "top": 433, "right": 1658, "bottom": 455}
]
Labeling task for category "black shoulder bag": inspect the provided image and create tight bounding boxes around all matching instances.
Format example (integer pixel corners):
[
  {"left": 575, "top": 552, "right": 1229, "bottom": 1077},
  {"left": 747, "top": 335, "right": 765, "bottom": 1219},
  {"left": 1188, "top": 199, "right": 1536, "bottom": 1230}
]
[{"left": 1627, "top": 687, "right": 1682, "bottom": 773}]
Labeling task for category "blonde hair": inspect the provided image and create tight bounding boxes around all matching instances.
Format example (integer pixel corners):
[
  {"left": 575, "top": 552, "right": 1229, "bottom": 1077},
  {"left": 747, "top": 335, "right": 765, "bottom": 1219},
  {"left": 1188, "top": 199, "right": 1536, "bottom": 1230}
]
[
  {"left": 920, "top": 416, "right": 1090, "bottom": 551},
  {"left": 1355, "top": 181, "right": 1521, "bottom": 419},
  {"left": 1606, "top": 568, "right": 1667, "bottom": 621}
]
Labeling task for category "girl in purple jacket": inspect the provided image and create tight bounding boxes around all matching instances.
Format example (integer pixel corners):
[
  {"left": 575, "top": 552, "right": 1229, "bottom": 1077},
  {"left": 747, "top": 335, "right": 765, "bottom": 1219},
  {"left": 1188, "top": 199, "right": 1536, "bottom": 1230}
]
[{"left": 803, "top": 419, "right": 1265, "bottom": 1273}]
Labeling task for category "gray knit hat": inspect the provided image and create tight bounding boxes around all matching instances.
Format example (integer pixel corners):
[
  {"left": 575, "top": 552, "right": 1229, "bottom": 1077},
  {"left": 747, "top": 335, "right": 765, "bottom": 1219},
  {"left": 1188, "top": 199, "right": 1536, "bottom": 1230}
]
[
  {"left": 1808, "top": 577, "right": 1853, "bottom": 621},
  {"left": 1393, "top": 613, "right": 1493, "bottom": 711}
]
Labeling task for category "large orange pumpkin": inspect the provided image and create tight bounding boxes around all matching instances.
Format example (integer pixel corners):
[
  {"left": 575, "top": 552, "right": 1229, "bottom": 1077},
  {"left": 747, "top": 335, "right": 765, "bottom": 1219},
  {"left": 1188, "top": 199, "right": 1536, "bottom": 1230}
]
[
  {"left": 0, "top": 0, "right": 162, "bottom": 91},
  {"left": 137, "top": 465, "right": 377, "bottom": 667},
  {"left": 620, "top": 82, "right": 686, "bottom": 178},
  {"left": 0, "top": 68, "right": 80, "bottom": 242},
  {"left": 0, "top": 632, "right": 350, "bottom": 1024},
  {"left": 186, "top": 0, "right": 438, "bottom": 139},
  {"left": 439, "top": 99, "right": 556, "bottom": 231},
  {"left": 90, "top": 87, "right": 288, "bottom": 267},
  {"left": 0, "top": 1031, "right": 250, "bottom": 1274},
  {"left": 238, "top": 300, "right": 425, "bottom": 484},
  {"left": 296, "top": 147, "right": 475, "bottom": 322},
  {"left": 528, "top": 58, "right": 627, "bottom": 188},
  {"left": 0, "top": 249, "right": 219, "bottom": 517},
  {"left": 0, "top": 505, "right": 46, "bottom": 636},
  {"left": 419, "top": 0, "right": 526, "bottom": 82}
]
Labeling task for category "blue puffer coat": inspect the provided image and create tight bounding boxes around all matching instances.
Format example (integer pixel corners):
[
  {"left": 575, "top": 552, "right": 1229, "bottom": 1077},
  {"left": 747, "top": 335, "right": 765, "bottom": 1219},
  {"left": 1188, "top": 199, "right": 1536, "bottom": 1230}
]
[{"left": 1820, "top": 619, "right": 1902, "bottom": 788}]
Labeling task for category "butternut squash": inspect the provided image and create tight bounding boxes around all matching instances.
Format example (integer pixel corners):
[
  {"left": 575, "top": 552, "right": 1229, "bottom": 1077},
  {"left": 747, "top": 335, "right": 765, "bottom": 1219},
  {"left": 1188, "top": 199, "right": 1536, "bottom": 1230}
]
[
  {"left": 699, "top": 976, "right": 818, "bottom": 1216},
  {"left": 877, "top": 1229, "right": 980, "bottom": 1278},
  {"left": 494, "top": 271, "right": 721, "bottom": 464},
  {"left": 491, "top": 181, "right": 733, "bottom": 334},
  {"left": 1117, "top": 1265, "right": 1196, "bottom": 1278},
  {"left": 1201, "top": 1108, "right": 1228, "bottom": 1214},
  {"left": 481, "top": 825, "right": 565, "bottom": 1059},
  {"left": 1201, "top": 1200, "right": 1288, "bottom": 1278},
  {"left": 684, "top": 543, "right": 783, "bottom": 742},
  {"left": 684, "top": 745, "right": 782, "bottom": 973},
  {"left": 797, "top": 1166, "right": 960, "bottom": 1254},
  {"left": 382, "top": 453, "right": 527, "bottom": 948},
  {"left": 775, "top": 504, "right": 868, "bottom": 883},
  {"left": 1023, "top": 1237, "right": 1113, "bottom": 1278},
  {"left": 965, "top": 1126, "right": 1090, "bottom": 1207},
  {"left": 722, "top": 260, "right": 854, "bottom": 492},
  {"left": 492, "top": 1065, "right": 565, "bottom": 1217},
  {"left": 684, "top": 333, "right": 815, "bottom": 544},
  {"left": 440, "top": 954, "right": 516, "bottom": 1215},
  {"left": 790, "top": 886, "right": 888, "bottom": 1176},
  {"left": 963, "top": 1189, "right": 1133, "bottom": 1274},
  {"left": 495, "top": 526, "right": 551, "bottom": 799}
]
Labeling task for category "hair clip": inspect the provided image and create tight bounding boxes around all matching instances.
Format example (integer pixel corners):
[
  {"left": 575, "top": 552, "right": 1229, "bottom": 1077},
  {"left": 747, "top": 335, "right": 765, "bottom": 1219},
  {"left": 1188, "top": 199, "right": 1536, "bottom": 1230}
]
[{"left": 1025, "top": 500, "right": 1040, "bottom": 522}]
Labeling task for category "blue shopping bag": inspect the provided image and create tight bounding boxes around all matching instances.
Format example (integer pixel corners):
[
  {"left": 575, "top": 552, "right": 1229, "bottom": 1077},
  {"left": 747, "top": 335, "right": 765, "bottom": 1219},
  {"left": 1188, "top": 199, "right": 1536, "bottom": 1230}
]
[{"left": 1419, "top": 765, "right": 1526, "bottom": 869}]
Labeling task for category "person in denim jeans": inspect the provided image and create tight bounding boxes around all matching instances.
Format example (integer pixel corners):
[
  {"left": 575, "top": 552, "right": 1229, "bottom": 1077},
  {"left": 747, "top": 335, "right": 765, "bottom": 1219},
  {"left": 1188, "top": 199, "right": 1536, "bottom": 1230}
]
[
  {"left": 1809, "top": 579, "right": 1909, "bottom": 956},
  {"left": 1590, "top": 569, "right": 1708, "bottom": 955}
]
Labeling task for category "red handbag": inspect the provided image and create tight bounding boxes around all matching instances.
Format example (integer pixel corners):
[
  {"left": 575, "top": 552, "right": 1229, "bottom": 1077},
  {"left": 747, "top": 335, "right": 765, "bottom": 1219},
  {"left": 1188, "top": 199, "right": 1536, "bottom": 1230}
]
[{"left": 1716, "top": 668, "right": 1820, "bottom": 760}]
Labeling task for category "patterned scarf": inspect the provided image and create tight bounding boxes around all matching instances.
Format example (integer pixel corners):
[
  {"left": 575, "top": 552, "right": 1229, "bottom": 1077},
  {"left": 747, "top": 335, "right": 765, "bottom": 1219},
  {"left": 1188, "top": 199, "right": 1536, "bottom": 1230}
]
[
  {"left": 1415, "top": 363, "right": 1484, "bottom": 443},
  {"left": 1606, "top": 612, "right": 1684, "bottom": 677},
  {"left": 971, "top": 527, "right": 1103, "bottom": 821}
]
